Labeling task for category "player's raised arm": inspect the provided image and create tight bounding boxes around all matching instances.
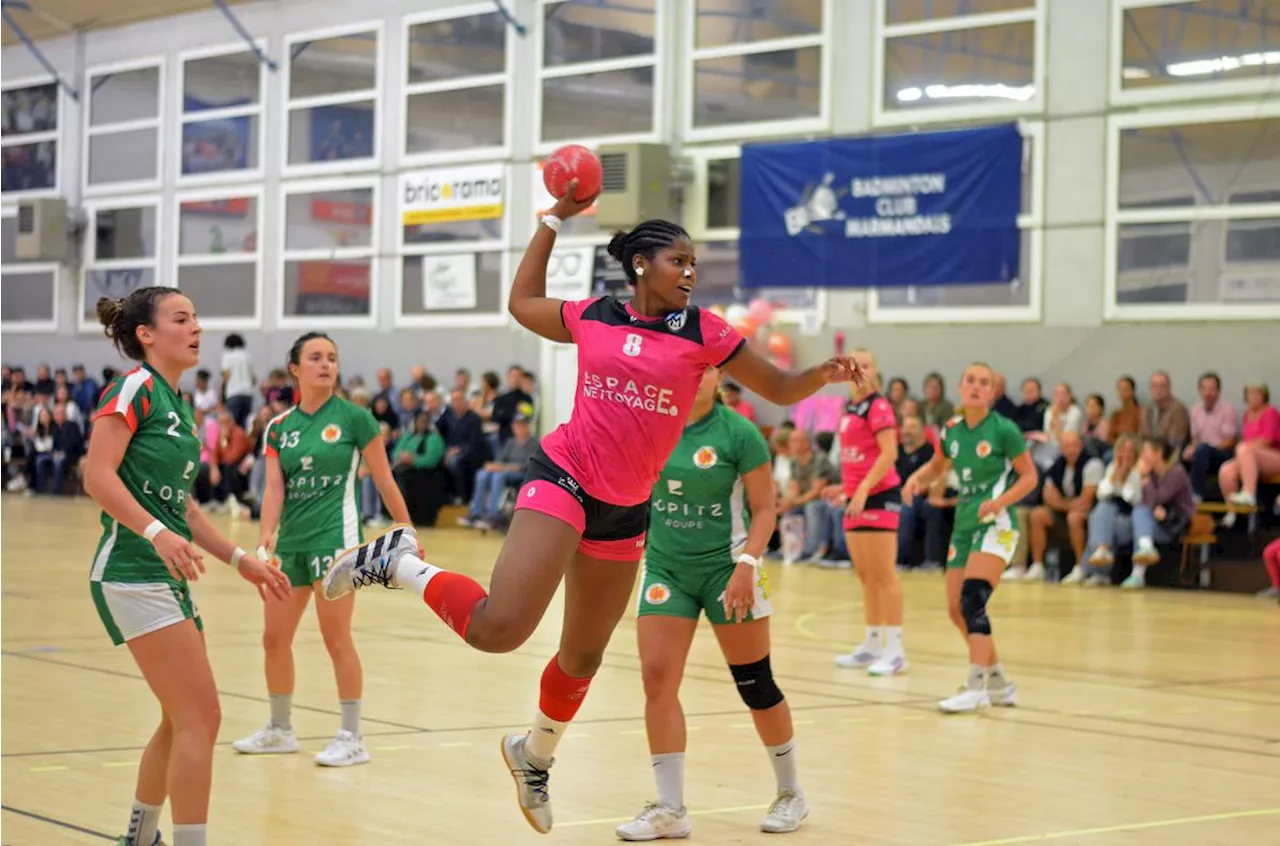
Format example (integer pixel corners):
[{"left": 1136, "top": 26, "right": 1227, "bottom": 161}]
[
  {"left": 508, "top": 179, "right": 598, "bottom": 344},
  {"left": 722, "top": 343, "right": 861, "bottom": 407}
]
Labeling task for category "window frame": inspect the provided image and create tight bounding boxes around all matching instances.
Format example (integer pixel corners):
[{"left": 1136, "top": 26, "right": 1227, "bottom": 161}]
[
  {"left": 277, "top": 175, "right": 381, "bottom": 329},
  {"left": 1104, "top": 102, "right": 1280, "bottom": 322},
  {"left": 172, "top": 184, "right": 264, "bottom": 330},
  {"left": 1110, "top": 0, "right": 1280, "bottom": 108},
  {"left": 682, "top": 0, "right": 833, "bottom": 144},
  {"left": 533, "top": 0, "right": 666, "bottom": 154},
  {"left": 394, "top": 161, "right": 513, "bottom": 328},
  {"left": 79, "top": 193, "right": 162, "bottom": 333},
  {"left": 175, "top": 41, "right": 269, "bottom": 188},
  {"left": 400, "top": 4, "right": 515, "bottom": 167},
  {"left": 281, "top": 20, "right": 384, "bottom": 180},
  {"left": 0, "top": 73, "right": 64, "bottom": 202},
  {"left": 0, "top": 206, "right": 59, "bottom": 332},
  {"left": 871, "top": 0, "right": 1045, "bottom": 128},
  {"left": 82, "top": 56, "right": 165, "bottom": 197}
]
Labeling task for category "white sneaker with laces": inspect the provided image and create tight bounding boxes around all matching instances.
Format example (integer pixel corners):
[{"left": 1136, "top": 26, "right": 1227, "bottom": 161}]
[
  {"left": 938, "top": 687, "right": 991, "bottom": 713},
  {"left": 761, "top": 789, "right": 809, "bottom": 833},
  {"left": 1089, "top": 546, "right": 1115, "bottom": 567},
  {"left": 323, "top": 524, "right": 418, "bottom": 600},
  {"left": 1023, "top": 562, "right": 1046, "bottom": 582},
  {"left": 1003, "top": 566, "right": 1024, "bottom": 581},
  {"left": 1060, "top": 567, "right": 1088, "bottom": 585},
  {"left": 834, "top": 645, "right": 880, "bottom": 669},
  {"left": 988, "top": 681, "right": 1018, "bottom": 707},
  {"left": 615, "top": 802, "right": 692, "bottom": 841},
  {"left": 867, "top": 652, "right": 908, "bottom": 676},
  {"left": 1228, "top": 490, "right": 1257, "bottom": 507},
  {"left": 314, "top": 729, "right": 369, "bottom": 767},
  {"left": 1133, "top": 540, "right": 1160, "bottom": 565},
  {"left": 501, "top": 731, "right": 554, "bottom": 833},
  {"left": 231, "top": 723, "right": 298, "bottom": 755}
]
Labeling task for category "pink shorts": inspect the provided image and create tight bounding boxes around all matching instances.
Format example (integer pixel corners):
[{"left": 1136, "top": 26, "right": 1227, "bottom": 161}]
[
  {"left": 842, "top": 488, "right": 903, "bottom": 533},
  {"left": 513, "top": 447, "right": 647, "bottom": 562}
]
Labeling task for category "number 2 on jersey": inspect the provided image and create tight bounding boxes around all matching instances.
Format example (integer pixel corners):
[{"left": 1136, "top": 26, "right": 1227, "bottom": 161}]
[{"left": 166, "top": 411, "right": 183, "bottom": 438}]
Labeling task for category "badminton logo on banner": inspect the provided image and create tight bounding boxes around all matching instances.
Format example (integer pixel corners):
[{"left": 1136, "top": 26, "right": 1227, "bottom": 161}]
[{"left": 739, "top": 123, "right": 1022, "bottom": 289}]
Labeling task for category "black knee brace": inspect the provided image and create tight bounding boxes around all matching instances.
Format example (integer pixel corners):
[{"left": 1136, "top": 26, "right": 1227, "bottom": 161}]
[
  {"left": 960, "top": 578, "right": 994, "bottom": 635},
  {"left": 729, "top": 655, "right": 785, "bottom": 711}
]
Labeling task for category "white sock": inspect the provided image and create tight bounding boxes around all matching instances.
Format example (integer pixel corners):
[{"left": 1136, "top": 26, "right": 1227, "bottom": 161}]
[
  {"left": 651, "top": 752, "right": 685, "bottom": 809},
  {"left": 173, "top": 824, "right": 207, "bottom": 846},
  {"left": 525, "top": 709, "right": 568, "bottom": 764},
  {"left": 1131, "top": 563, "right": 1148, "bottom": 579},
  {"left": 340, "top": 699, "right": 360, "bottom": 735},
  {"left": 967, "top": 664, "right": 986, "bottom": 691},
  {"left": 127, "top": 800, "right": 162, "bottom": 846},
  {"left": 393, "top": 553, "right": 441, "bottom": 596},
  {"left": 766, "top": 739, "right": 800, "bottom": 792},
  {"left": 269, "top": 693, "right": 292, "bottom": 730},
  {"left": 988, "top": 663, "right": 1008, "bottom": 688},
  {"left": 884, "top": 625, "right": 904, "bottom": 654},
  {"left": 865, "top": 626, "right": 884, "bottom": 651}
]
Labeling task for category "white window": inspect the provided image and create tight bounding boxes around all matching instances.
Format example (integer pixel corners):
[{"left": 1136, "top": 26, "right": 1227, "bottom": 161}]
[
  {"left": 0, "top": 207, "right": 58, "bottom": 332},
  {"left": 397, "top": 162, "right": 510, "bottom": 327},
  {"left": 867, "top": 120, "right": 1043, "bottom": 324},
  {"left": 84, "top": 58, "right": 164, "bottom": 194},
  {"left": 174, "top": 188, "right": 263, "bottom": 328},
  {"left": 278, "top": 178, "right": 379, "bottom": 327},
  {"left": 177, "top": 44, "right": 267, "bottom": 185},
  {"left": 1, "top": 77, "right": 61, "bottom": 199},
  {"left": 873, "top": 0, "right": 1043, "bottom": 126},
  {"left": 1106, "top": 104, "right": 1280, "bottom": 321},
  {"left": 80, "top": 196, "right": 161, "bottom": 331},
  {"left": 283, "top": 23, "right": 382, "bottom": 177},
  {"left": 1112, "top": 0, "right": 1280, "bottom": 107},
  {"left": 684, "top": 0, "right": 831, "bottom": 143},
  {"left": 402, "top": 6, "right": 512, "bottom": 165},
  {"left": 536, "top": 0, "right": 663, "bottom": 152}
]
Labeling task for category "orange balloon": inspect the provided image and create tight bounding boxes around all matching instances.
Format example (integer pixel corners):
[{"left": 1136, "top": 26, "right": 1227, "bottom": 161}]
[
  {"left": 766, "top": 332, "right": 793, "bottom": 358},
  {"left": 733, "top": 318, "right": 758, "bottom": 339}
]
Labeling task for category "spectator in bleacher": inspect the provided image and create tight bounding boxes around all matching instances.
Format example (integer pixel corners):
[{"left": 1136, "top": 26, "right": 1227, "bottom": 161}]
[
  {"left": 721, "top": 381, "right": 757, "bottom": 422},
  {"left": 1014, "top": 377, "right": 1049, "bottom": 436},
  {"left": 397, "top": 387, "right": 421, "bottom": 436},
  {"left": 781, "top": 430, "right": 839, "bottom": 561},
  {"left": 1067, "top": 434, "right": 1143, "bottom": 585},
  {"left": 52, "top": 384, "right": 82, "bottom": 427},
  {"left": 46, "top": 402, "right": 83, "bottom": 494},
  {"left": 1082, "top": 394, "right": 1109, "bottom": 455},
  {"left": 1108, "top": 375, "right": 1141, "bottom": 444},
  {"left": 193, "top": 368, "right": 218, "bottom": 413},
  {"left": 408, "top": 364, "right": 437, "bottom": 395},
  {"left": 53, "top": 366, "right": 68, "bottom": 394},
  {"left": 894, "top": 415, "right": 936, "bottom": 568},
  {"left": 394, "top": 410, "right": 449, "bottom": 526},
  {"left": 33, "top": 363, "right": 55, "bottom": 397},
  {"left": 921, "top": 372, "right": 954, "bottom": 429},
  {"left": 771, "top": 424, "right": 794, "bottom": 493},
  {"left": 370, "top": 394, "right": 398, "bottom": 437},
  {"left": 922, "top": 469, "right": 959, "bottom": 571},
  {"left": 900, "top": 397, "right": 941, "bottom": 452},
  {"left": 461, "top": 411, "right": 539, "bottom": 530},
  {"left": 1031, "top": 382, "right": 1084, "bottom": 470},
  {"left": 1139, "top": 370, "right": 1190, "bottom": 451},
  {"left": 438, "top": 387, "right": 488, "bottom": 503},
  {"left": 27, "top": 406, "right": 55, "bottom": 493},
  {"left": 1183, "top": 371, "right": 1238, "bottom": 502},
  {"left": 453, "top": 367, "right": 476, "bottom": 398},
  {"left": 69, "top": 364, "right": 99, "bottom": 414},
  {"left": 1217, "top": 382, "right": 1280, "bottom": 510},
  {"left": 422, "top": 389, "right": 445, "bottom": 427},
  {"left": 1021, "top": 430, "right": 1102, "bottom": 582},
  {"left": 518, "top": 369, "right": 538, "bottom": 422},
  {"left": 193, "top": 407, "right": 223, "bottom": 509},
  {"left": 991, "top": 372, "right": 1018, "bottom": 419},
  {"left": 221, "top": 333, "right": 256, "bottom": 427},
  {"left": 473, "top": 370, "right": 502, "bottom": 455},
  {"left": 886, "top": 377, "right": 909, "bottom": 416},
  {"left": 491, "top": 365, "right": 533, "bottom": 445},
  {"left": 208, "top": 408, "right": 253, "bottom": 511}
]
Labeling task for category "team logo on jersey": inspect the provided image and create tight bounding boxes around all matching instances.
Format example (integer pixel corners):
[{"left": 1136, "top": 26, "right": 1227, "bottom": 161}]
[
  {"left": 664, "top": 310, "right": 687, "bottom": 333},
  {"left": 947, "top": 544, "right": 957, "bottom": 562},
  {"left": 693, "top": 446, "right": 718, "bottom": 469},
  {"left": 948, "top": 440, "right": 960, "bottom": 458},
  {"left": 321, "top": 424, "right": 342, "bottom": 444},
  {"left": 976, "top": 440, "right": 992, "bottom": 458},
  {"left": 645, "top": 583, "right": 671, "bottom": 605}
]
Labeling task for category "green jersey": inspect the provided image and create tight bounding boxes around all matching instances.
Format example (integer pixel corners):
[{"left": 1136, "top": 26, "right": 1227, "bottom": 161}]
[
  {"left": 265, "top": 396, "right": 380, "bottom": 554},
  {"left": 647, "top": 404, "right": 772, "bottom": 569},
  {"left": 941, "top": 411, "right": 1026, "bottom": 533},
  {"left": 90, "top": 365, "right": 201, "bottom": 584}
]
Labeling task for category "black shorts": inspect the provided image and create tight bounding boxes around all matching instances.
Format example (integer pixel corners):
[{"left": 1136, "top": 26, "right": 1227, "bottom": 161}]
[
  {"left": 844, "top": 487, "right": 903, "bottom": 533},
  {"left": 514, "top": 447, "right": 649, "bottom": 561}
]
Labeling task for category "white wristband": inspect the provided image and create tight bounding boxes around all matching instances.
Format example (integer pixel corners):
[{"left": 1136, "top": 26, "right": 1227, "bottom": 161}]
[
  {"left": 230, "top": 546, "right": 247, "bottom": 568},
  {"left": 540, "top": 214, "right": 562, "bottom": 233},
  {"left": 142, "top": 519, "right": 166, "bottom": 542},
  {"left": 735, "top": 553, "right": 761, "bottom": 571}
]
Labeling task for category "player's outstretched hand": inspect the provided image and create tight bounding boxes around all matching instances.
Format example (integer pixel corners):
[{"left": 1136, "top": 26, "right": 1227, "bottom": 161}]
[
  {"left": 154, "top": 531, "right": 205, "bottom": 583},
  {"left": 548, "top": 179, "right": 599, "bottom": 220},
  {"left": 721, "top": 562, "right": 758, "bottom": 624},
  {"left": 237, "top": 553, "right": 293, "bottom": 602},
  {"left": 818, "top": 356, "right": 864, "bottom": 385}
]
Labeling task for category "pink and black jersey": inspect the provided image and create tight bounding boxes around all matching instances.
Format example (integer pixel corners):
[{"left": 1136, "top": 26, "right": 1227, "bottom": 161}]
[
  {"left": 838, "top": 392, "right": 900, "bottom": 497},
  {"left": 541, "top": 297, "right": 745, "bottom": 506}
]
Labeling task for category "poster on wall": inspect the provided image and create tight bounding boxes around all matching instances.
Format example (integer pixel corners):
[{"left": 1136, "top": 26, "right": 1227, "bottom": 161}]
[
  {"left": 401, "top": 163, "right": 505, "bottom": 226},
  {"left": 422, "top": 253, "right": 478, "bottom": 310},
  {"left": 309, "top": 104, "right": 374, "bottom": 162},
  {"left": 546, "top": 246, "right": 594, "bottom": 301},
  {"left": 739, "top": 123, "right": 1022, "bottom": 289},
  {"left": 181, "top": 116, "right": 250, "bottom": 175}
]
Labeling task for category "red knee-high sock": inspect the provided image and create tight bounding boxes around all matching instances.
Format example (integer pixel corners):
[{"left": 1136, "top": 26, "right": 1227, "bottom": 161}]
[
  {"left": 422, "top": 572, "right": 489, "bottom": 640},
  {"left": 525, "top": 654, "right": 594, "bottom": 762},
  {"left": 1265, "top": 540, "right": 1280, "bottom": 589}
]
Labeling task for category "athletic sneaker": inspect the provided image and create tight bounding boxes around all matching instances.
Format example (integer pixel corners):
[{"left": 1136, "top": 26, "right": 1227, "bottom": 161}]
[
  {"left": 1088, "top": 546, "right": 1115, "bottom": 567},
  {"left": 938, "top": 687, "right": 991, "bottom": 713},
  {"left": 1132, "top": 539, "right": 1160, "bottom": 565},
  {"left": 1256, "top": 586, "right": 1280, "bottom": 600},
  {"left": 314, "top": 729, "right": 369, "bottom": 767},
  {"left": 833, "top": 645, "right": 879, "bottom": 669},
  {"left": 1120, "top": 572, "right": 1146, "bottom": 590},
  {"left": 1003, "top": 566, "right": 1024, "bottom": 581},
  {"left": 1023, "top": 562, "right": 1046, "bottom": 582},
  {"left": 323, "top": 524, "right": 418, "bottom": 600},
  {"left": 1060, "top": 567, "right": 1088, "bottom": 585},
  {"left": 1085, "top": 573, "right": 1110, "bottom": 587},
  {"left": 615, "top": 802, "right": 692, "bottom": 841},
  {"left": 867, "top": 653, "right": 908, "bottom": 676},
  {"left": 501, "top": 731, "right": 553, "bottom": 834},
  {"left": 231, "top": 723, "right": 298, "bottom": 755},
  {"left": 761, "top": 789, "right": 809, "bottom": 833},
  {"left": 1228, "top": 490, "right": 1257, "bottom": 508},
  {"left": 988, "top": 681, "right": 1018, "bottom": 707}
]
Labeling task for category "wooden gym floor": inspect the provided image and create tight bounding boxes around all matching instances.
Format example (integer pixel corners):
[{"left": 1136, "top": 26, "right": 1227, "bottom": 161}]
[{"left": 2, "top": 496, "right": 1277, "bottom": 845}]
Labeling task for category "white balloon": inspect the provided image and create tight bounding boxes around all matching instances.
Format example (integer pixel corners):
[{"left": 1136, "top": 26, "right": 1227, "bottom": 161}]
[{"left": 725, "top": 303, "right": 749, "bottom": 324}]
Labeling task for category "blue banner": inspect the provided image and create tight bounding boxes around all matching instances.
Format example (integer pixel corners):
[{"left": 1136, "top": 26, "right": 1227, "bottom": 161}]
[{"left": 739, "top": 123, "right": 1022, "bottom": 289}]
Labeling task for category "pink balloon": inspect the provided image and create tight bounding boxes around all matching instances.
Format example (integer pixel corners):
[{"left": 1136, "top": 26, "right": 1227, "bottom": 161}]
[
  {"left": 771, "top": 355, "right": 793, "bottom": 371},
  {"left": 747, "top": 298, "right": 773, "bottom": 325}
]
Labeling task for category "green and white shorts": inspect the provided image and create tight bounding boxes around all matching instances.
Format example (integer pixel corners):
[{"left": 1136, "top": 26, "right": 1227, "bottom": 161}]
[
  {"left": 91, "top": 580, "right": 202, "bottom": 646},
  {"left": 638, "top": 554, "right": 773, "bottom": 626}
]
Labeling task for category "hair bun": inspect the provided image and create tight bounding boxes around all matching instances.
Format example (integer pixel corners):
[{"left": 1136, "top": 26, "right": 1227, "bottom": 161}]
[
  {"left": 95, "top": 297, "right": 123, "bottom": 334},
  {"left": 606, "top": 230, "right": 629, "bottom": 262}
]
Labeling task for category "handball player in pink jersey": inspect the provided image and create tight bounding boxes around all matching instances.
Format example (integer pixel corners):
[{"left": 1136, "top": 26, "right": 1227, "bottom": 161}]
[
  {"left": 826, "top": 349, "right": 909, "bottom": 676},
  {"left": 323, "top": 180, "right": 860, "bottom": 833}
]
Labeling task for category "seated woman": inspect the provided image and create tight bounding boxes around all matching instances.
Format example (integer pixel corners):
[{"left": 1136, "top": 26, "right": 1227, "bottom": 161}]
[
  {"left": 393, "top": 410, "right": 448, "bottom": 526},
  {"left": 1218, "top": 382, "right": 1280, "bottom": 520}
]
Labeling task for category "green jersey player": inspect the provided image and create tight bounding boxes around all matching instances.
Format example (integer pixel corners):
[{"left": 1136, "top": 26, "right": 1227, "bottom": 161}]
[
  {"left": 233, "top": 333, "right": 411, "bottom": 768},
  {"left": 619, "top": 368, "right": 809, "bottom": 841},
  {"left": 903, "top": 362, "right": 1038, "bottom": 715},
  {"left": 84, "top": 287, "right": 289, "bottom": 846}
]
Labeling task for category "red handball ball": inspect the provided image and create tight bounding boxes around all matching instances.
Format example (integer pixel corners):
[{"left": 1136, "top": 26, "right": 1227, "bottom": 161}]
[{"left": 543, "top": 144, "right": 602, "bottom": 203}]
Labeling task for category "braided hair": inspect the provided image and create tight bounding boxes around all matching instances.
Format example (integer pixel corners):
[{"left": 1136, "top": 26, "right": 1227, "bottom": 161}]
[{"left": 606, "top": 219, "right": 690, "bottom": 284}]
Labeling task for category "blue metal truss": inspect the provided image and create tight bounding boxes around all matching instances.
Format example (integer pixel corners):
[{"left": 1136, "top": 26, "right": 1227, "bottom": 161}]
[
  {"left": 0, "top": 0, "right": 79, "bottom": 100},
  {"left": 212, "top": 0, "right": 277, "bottom": 71}
]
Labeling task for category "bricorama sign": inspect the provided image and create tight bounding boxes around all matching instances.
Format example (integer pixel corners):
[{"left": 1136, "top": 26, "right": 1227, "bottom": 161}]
[{"left": 401, "top": 163, "right": 505, "bottom": 225}]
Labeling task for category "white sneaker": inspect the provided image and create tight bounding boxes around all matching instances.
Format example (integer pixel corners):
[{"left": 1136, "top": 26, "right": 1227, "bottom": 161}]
[
  {"left": 1023, "top": 562, "right": 1046, "bottom": 582},
  {"left": 232, "top": 723, "right": 298, "bottom": 755},
  {"left": 1085, "top": 574, "right": 1110, "bottom": 587},
  {"left": 988, "top": 681, "right": 1018, "bottom": 707},
  {"left": 938, "top": 687, "right": 991, "bottom": 713},
  {"left": 834, "top": 645, "right": 880, "bottom": 669},
  {"left": 1003, "top": 566, "right": 1024, "bottom": 581},
  {"left": 1089, "top": 546, "right": 1115, "bottom": 567},
  {"left": 314, "top": 729, "right": 369, "bottom": 767},
  {"left": 456, "top": 517, "right": 474, "bottom": 528},
  {"left": 501, "top": 731, "right": 553, "bottom": 833},
  {"left": 1133, "top": 540, "right": 1160, "bottom": 565},
  {"left": 1060, "top": 567, "right": 1088, "bottom": 585},
  {"left": 323, "top": 523, "right": 418, "bottom": 600},
  {"left": 867, "top": 653, "right": 909, "bottom": 676},
  {"left": 761, "top": 789, "right": 809, "bottom": 833},
  {"left": 615, "top": 802, "right": 692, "bottom": 841},
  {"left": 1228, "top": 490, "right": 1257, "bottom": 507}
]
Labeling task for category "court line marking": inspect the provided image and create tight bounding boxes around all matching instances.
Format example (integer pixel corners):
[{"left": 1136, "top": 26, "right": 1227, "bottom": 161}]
[
  {"left": 949, "top": 806, "right": 1280, "bottom": 846},
  {"left": 559, "top": 803, "right": 769, "bottom": 828},
  {"left": 0, "top": 804, "right": 114, "bottom": 841}
]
